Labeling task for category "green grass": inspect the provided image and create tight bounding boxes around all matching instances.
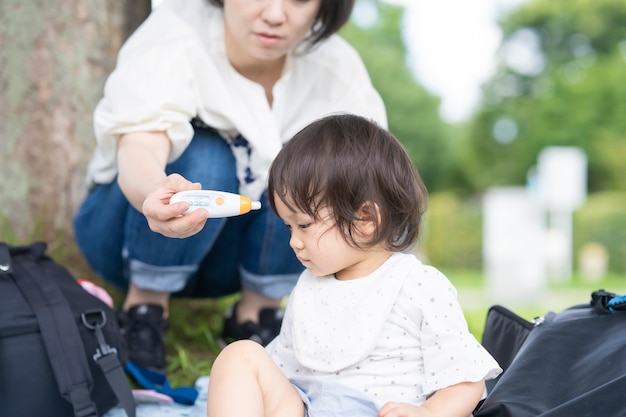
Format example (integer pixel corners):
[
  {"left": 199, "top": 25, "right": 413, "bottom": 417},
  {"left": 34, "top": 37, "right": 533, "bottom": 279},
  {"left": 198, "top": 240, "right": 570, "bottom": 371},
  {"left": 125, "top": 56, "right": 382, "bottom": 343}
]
[{"left": 164, "top": 298, "right": 227, "bottom": 385}]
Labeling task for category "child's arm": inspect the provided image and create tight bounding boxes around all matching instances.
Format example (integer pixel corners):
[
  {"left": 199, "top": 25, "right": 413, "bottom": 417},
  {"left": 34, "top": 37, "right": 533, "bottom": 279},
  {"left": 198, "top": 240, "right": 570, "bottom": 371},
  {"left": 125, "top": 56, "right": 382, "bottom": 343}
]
[{"left": 377, "top": 379, "right": 485, "bottom": 417}]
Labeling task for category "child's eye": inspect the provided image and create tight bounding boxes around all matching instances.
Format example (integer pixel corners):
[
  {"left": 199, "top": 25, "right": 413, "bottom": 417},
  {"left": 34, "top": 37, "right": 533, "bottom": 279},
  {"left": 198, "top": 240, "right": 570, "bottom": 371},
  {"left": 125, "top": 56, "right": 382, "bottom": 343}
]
[{"left": 283, "top": 223, "right": 309, "bottom": 230}]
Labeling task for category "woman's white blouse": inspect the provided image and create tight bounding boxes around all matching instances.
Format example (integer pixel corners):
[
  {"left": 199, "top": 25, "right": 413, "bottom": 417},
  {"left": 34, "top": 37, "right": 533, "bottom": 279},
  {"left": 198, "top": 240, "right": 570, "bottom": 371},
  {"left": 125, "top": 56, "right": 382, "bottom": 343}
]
[
  {"left": 87, "top": 0, "right": 387, "bottom": 199},
  {"left": 266, "top": 252, "right": 502, "bottom": 409}
]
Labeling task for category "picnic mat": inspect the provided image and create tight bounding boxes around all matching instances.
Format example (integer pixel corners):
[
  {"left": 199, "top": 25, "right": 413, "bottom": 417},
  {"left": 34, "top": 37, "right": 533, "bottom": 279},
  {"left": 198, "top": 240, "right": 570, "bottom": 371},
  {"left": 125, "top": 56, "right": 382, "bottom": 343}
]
[{"left": 104, "top": 376, "right": 210, "bottom": 417}]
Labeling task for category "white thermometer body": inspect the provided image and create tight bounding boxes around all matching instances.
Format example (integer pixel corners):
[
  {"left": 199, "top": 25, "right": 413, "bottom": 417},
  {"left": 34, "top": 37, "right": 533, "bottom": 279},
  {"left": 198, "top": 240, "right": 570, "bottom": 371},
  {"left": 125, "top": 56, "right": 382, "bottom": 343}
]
[{"left": 170, "top": 190, "right": 261, "bottom": 217}]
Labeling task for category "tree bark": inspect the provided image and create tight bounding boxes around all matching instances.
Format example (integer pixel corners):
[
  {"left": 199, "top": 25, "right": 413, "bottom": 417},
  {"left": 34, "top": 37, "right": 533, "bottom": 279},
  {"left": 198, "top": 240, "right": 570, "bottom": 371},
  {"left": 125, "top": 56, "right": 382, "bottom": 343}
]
[{"left": 0, "top": 0, "right": 150, "bottom": 260}]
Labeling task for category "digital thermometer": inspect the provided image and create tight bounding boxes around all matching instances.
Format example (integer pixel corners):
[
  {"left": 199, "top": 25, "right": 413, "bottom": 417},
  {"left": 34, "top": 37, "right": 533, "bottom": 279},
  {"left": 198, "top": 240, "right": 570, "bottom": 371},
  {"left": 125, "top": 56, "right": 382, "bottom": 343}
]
[{"left": 170, "top": 190, "right": 261, "bottom": 217}]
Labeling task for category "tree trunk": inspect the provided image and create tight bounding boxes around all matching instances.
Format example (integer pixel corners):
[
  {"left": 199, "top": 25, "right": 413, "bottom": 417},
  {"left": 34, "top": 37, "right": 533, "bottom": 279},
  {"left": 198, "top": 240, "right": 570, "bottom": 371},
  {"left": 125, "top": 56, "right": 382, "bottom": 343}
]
[{"left": 0, "top": 0, "right": 150, "bottom": 265}]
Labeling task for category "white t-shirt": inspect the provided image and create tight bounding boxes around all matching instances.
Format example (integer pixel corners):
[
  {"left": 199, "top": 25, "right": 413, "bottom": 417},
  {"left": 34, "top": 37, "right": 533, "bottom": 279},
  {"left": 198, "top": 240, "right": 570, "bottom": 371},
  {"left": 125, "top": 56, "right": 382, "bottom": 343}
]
[
  {"left": 87, "top": 0, "right": 387, "bottom": 199},
  {"left": 266, "top": 252, "right": 502, "bottom": 409}
]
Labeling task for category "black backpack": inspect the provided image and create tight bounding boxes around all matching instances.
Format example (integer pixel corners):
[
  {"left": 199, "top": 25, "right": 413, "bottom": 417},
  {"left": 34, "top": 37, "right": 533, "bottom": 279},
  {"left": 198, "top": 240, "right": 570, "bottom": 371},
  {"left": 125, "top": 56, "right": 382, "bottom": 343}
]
[
  {"left": 475, "top": 290, "right": 626, "bottom": 417},
  {"left": 0, "top": 242, "right": 135, "bottom": 417}
]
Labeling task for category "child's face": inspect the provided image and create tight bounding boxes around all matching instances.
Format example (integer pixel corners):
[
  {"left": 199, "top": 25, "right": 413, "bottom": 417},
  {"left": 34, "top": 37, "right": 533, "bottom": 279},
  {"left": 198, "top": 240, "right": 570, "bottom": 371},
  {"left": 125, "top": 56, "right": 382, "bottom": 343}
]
[{"left": 273, "top": 194, "right": 390, "bottom": 280}]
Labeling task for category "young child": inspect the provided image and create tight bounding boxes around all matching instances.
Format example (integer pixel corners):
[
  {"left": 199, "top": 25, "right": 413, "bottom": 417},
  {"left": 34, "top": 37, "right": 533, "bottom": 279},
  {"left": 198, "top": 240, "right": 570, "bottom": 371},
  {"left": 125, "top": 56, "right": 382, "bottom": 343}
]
[{"left": 206, "top": 114, "right": 501, "bottom": 417}]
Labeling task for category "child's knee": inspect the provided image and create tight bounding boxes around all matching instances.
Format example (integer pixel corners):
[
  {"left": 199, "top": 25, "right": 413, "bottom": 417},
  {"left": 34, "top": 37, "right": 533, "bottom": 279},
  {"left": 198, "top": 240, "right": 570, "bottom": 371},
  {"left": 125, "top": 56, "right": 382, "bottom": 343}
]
[{"left": 219, "top": 339, "right": 267, "bottom": 365}]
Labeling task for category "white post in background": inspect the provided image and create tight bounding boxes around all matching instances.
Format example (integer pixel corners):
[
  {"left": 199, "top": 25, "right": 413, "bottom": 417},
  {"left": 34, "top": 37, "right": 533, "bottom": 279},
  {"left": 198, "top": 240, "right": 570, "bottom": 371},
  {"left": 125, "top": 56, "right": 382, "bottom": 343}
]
[
  {"left": 483, "top": 187, "right": 546, "bottom": 303},
  {"left": 536, "top": 147, "right": 587, "bottom": 283}
]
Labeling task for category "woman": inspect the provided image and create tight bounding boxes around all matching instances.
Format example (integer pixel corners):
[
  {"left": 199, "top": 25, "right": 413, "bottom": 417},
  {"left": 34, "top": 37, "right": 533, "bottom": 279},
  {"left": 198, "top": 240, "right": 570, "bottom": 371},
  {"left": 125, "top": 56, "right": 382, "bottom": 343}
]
[{"left": 73, "top": 0, "right": 386, "bottom": 371}]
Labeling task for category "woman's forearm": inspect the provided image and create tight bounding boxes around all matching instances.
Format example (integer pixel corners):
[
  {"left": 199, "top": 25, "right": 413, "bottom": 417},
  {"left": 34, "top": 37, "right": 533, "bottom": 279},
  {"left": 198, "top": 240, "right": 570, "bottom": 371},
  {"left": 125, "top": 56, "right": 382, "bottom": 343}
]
[{"left": 117, "top": 131, "right": 171, "bottom": 212}]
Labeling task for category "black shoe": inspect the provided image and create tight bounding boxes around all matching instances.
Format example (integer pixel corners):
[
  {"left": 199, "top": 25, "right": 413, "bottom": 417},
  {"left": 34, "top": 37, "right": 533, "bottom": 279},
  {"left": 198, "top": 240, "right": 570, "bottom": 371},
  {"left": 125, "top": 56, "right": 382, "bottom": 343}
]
[
  {"left": 221, "top": 302, "right": 283, "bottom": 346},
  {"left": 117, "top": 304, "right": 169, "bottom": 371}
]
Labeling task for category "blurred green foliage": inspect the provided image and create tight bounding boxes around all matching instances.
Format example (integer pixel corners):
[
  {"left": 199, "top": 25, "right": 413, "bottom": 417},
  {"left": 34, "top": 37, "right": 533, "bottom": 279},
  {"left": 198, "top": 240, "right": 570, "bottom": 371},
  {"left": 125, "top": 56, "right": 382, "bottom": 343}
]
[
  {"left": 340, "top": 2, "right": 461, "bottom": 192},
  {"left": 460, "top": 0, "right": 626, "bottom": 193},
  {"left": 574, "top": 191, "right": 626, "bottom": 274},
  {"left": 421, "top": 192, "right": 483, "bottom": 270},
  {"left": 342, "top": 0, "right": 626, "bottom": 198},
  {"left": 424, "top": 190, "right": 626, "bottom": 275}
]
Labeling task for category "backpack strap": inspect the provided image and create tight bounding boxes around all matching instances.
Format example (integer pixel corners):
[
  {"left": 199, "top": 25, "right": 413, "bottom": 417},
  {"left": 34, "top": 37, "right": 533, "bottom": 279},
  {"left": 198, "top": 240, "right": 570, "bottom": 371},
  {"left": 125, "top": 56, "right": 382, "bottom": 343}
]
[
  {"left": 81, "top": 309, "right": 136, "bottom": 417},
  {"left": 2, "top": 242, "right": 99, "bottom": 417}
]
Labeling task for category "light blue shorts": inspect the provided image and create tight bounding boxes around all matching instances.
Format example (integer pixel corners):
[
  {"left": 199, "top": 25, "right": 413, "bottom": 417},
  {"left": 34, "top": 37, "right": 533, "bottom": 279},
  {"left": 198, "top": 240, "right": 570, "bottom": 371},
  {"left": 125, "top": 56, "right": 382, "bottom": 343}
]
[{"left": 293, "top": 380, "right": 378, "bottom": 417}]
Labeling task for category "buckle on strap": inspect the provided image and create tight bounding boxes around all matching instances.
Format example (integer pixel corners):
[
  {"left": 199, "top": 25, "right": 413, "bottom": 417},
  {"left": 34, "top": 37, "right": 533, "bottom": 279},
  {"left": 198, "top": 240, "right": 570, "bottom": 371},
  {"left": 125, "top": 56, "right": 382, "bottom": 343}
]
[{"left": 81, "top": 309, "right": 118, "bottom": 361}]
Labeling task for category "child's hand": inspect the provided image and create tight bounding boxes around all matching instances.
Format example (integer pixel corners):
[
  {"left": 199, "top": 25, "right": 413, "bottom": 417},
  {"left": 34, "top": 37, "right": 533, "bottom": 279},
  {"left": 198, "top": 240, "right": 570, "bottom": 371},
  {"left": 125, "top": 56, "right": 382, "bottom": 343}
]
[
  {"left": 379, "top": 380, "right": 484, "bottom": 417},
  {"left": 378, "top": 402, "right": 434, "bottom": 417}
]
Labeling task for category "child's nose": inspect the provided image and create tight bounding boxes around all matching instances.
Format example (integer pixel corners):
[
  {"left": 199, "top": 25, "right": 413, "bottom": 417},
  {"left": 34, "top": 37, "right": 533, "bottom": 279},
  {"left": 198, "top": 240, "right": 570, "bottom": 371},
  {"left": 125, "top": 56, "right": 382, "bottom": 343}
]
[{"left": 289, "top": 234, "right": 304, "bottom": 250}]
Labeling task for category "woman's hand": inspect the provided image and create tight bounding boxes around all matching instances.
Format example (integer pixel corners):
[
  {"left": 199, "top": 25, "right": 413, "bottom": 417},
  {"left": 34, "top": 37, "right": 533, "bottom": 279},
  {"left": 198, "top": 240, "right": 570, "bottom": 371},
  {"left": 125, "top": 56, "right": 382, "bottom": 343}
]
[
  {"left": 116, "top": 131, "right": 210, "bottom": 238},
  {"left": 142, "top": 173, "right": 209, "bottom": 238}
]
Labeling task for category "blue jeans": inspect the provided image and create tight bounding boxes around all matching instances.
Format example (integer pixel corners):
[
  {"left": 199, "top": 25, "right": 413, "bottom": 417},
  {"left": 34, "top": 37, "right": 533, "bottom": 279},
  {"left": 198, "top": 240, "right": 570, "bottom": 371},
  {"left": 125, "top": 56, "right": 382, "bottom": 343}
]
[{"left": 73, "top": 127, "right": 303, "bottom": 299}]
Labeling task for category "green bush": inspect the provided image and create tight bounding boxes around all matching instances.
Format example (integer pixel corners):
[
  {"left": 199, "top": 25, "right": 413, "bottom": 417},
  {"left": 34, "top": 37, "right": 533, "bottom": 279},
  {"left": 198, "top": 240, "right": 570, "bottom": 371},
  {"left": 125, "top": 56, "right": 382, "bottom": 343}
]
[
  {"left": 574, "top": 191, "right": 626, "bottom": 275},
  {"left": 421, "top": 192, "right": 483, "bottom": 270}
]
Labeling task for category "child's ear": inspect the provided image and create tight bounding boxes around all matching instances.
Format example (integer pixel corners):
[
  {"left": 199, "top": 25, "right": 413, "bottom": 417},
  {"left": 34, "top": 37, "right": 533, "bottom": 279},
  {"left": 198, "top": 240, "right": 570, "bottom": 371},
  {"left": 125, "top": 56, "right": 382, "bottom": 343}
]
[{"left": 356, "top": 201, "right": 380, "bottom": 234}]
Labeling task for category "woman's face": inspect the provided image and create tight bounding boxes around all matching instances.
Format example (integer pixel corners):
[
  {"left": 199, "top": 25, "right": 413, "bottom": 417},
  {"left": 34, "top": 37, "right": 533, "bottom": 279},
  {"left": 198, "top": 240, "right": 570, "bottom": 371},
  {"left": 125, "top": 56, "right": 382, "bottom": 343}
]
[{"left": 223, "top": 0, "right": 321, "bottom": 65}]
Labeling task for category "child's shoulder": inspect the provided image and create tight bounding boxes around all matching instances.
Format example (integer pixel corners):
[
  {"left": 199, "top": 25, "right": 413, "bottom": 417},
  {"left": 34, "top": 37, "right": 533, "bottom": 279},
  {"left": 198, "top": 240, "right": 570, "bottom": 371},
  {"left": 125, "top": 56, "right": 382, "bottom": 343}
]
[
  {"left": 392, "top": 252, "right": 457, "bottom": 295},
  {"left": 391, "top": 252, "right": 446, "bottom": 276}
]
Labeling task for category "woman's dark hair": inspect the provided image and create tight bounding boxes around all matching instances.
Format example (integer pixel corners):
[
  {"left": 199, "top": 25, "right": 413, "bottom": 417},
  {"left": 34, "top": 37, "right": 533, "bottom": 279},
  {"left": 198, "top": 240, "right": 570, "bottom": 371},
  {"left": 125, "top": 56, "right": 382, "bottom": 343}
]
[
  {"left": 208, "top": 0, "right": 355, "bottom": 46},
  {"left": 268, "top": 113, "right": 428, "bottom": 252}
]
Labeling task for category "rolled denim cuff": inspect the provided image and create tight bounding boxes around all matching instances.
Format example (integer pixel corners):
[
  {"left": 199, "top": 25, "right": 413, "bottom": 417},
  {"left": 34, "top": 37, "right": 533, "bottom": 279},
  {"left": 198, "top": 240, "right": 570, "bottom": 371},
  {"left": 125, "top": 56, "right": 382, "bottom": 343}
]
[
  {"left": 129, "top": 259, "right": 195, "bottom": 293},
  {"left": 239, "top": 266, "right": 299, "bottom": 300}
]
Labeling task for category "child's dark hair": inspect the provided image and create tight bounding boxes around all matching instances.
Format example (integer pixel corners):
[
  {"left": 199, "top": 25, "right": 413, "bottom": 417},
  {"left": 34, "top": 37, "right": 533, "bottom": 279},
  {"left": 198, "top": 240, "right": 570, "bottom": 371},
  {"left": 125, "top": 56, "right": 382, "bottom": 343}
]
[{"left": 268, "top": 113, "right": 428, "bottom": 252}]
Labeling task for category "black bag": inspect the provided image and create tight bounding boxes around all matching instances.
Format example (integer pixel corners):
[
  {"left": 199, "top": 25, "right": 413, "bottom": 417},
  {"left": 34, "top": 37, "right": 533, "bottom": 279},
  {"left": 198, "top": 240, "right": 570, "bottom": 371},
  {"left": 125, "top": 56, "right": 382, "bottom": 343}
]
[
  {"left": 0, "top": 242, "right": 135, "bottom": 417},
  {"left": 475, "top": 290, "right": 626, "bottom": 417}
]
